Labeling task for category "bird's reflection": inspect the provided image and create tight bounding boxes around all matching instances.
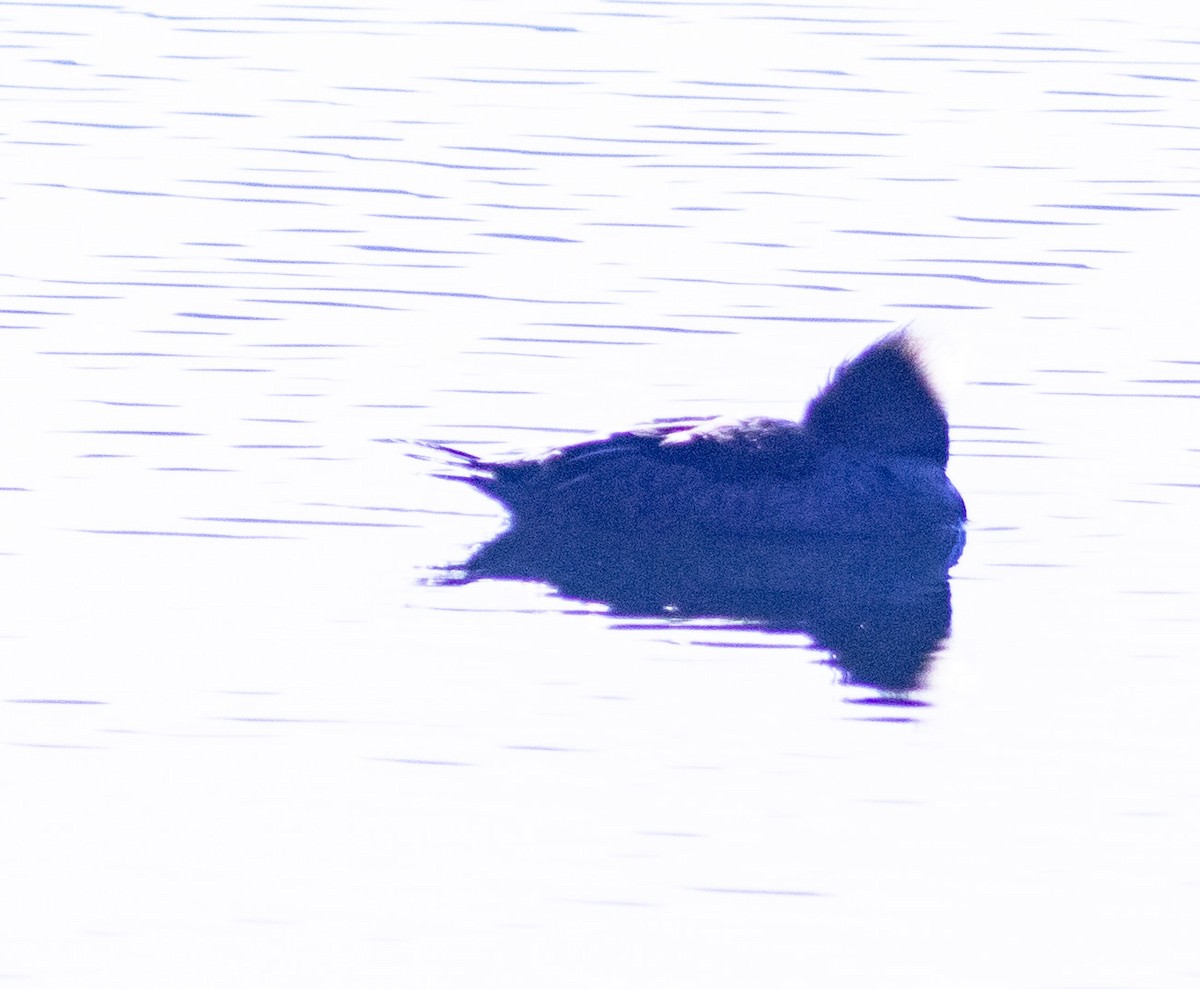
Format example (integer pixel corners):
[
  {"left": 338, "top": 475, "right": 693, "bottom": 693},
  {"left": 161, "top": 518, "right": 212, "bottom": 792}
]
[{"left": 447, "top": 524, "right": 960, "bottom": 695}]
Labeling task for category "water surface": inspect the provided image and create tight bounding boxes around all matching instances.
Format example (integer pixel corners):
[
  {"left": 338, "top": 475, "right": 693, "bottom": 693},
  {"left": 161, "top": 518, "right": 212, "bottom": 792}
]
[{"left": 2, "top": 2, "right": 1198, "bottom": 986}]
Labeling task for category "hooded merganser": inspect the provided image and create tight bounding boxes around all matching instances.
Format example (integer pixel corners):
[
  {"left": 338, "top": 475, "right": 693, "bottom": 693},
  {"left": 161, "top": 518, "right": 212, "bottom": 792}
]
[{"left": 429, "top": 332, "right": 966, "bottom": 562}]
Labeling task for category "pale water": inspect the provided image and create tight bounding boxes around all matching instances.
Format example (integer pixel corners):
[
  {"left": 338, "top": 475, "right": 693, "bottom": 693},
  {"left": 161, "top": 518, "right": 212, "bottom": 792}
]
[{"left": 1, "top": 2, "right": 1198, "bottom": 986}]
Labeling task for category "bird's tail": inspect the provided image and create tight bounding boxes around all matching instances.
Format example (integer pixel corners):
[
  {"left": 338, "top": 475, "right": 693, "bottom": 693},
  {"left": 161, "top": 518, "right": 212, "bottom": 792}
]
[{"left": 377, "top": 438, "right": 491, "bottom": 483}]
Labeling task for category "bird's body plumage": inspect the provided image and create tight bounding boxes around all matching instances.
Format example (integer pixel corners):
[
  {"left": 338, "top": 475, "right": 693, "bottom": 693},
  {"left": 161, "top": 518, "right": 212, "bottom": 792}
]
[{"left": 433, "top": 332, "right": 966, "bottom": 556}]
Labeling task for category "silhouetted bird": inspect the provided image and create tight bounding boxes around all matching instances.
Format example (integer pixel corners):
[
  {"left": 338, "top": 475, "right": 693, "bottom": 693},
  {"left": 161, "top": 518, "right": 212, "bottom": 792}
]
[
  {"left": 427, "top": 332, "right": 966, "bottom": 561},
  {"left": 414, "top": 332, "right": 967, "bottom": 693}
]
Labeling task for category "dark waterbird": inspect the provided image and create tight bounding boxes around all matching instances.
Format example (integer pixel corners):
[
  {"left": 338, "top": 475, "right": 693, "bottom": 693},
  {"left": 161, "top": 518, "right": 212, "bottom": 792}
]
[{"left": 417, "top": 332, "right": 967, "bottom": 693}]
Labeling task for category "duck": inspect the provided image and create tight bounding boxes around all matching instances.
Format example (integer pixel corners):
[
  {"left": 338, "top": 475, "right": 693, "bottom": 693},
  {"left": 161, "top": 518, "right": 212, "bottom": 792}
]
[{"left": 426, "top": 331, "right": 966, "bottom": 563}]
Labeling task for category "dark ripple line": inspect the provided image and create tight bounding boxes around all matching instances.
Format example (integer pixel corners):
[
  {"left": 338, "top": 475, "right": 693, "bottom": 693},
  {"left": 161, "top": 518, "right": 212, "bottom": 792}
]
[
  {"left": 653, "top": 276, "right": 846, "bottom": 292},
  {"left": 185, "top": 179, "right": 443, "bottom": 199},
  {"left": 227, "top": 257, "right": 333, "bottom": 265},
  {"left": 789, "top": 268, "right": 1061, "bottom": 285},
  {"left": 256, "top": 147, "right": 528, "bottom": 172},
  {"left": 1045, "top": 108, "right": 1159, "bottom": 115},
  {"left": 647, "top": 124, "right": 899, "bottom": 136},
  {"left": 35, "top": 181, "right": 316, "bottom": 206},
  {"left": 1039, "top": 202, "right": 1172, "bottom": 211},
  {"left": 295, "top": 134, "right": 405, "bottom": 141},
  {"left": 685, "top": 79, "right": 892, "bottom": 94},
  {"left": 1045, "top": 89, "right": 1159, "bottom": 98},
  {"left": 75, "top": 430, "right": 202, "bottom": 437},
  {"left": 533, "top": 321, "right": 733, "bottom": 336},
  {"left": 179, "top": 312, "right": 278, "bottom": 320},
  {"left": 174, "top": 110, "right": 257, "bottom": 118},
  {"left": 902, "top": 258, "right": 1092, "bottom": 269},
  {"left": 680, "top": 315, "right": 891, "bottom": 324},
  {"left": 430, "top": 76, "right": 586, "bottom": 86},
  {"left": 622, "top": 92, "right": 785, "bottom": 104},
  {"left": 635, "top": 161, "right": 839, "bottom": 170},
  {"left": 41, "top": 351, "right": 197, "bottom": 357},
  {"left": 51, "top": 280, "right": 607, "bottom": 306},
  {"left": 695, "top": 887, "right": 823, "bottom": 897},
  {"left": 1042, "top": 391, "right": 1200, "bottom": 399},
  {"left": 241, "top": 298, "right": 405, "bottom": 310},
  {"left": 371, "top": 213, "right": 476, "bottom": 222},
  {"left": 88, "top": 398, "right": 175, "bottom": 405},
  {"left": 0, "top": 84, "right": 120, "bottom": 93},
  {"left": 421, "top": 20, "right": 576, "bottom": 32},
  {"left": 189, "top": 516, "right": 416, "bottom": 528},
  {"left": 478, "top": 232, "right": 579, "bottom": 243},
  {"left": 354, "top": 244, "right": 478, "bottom": 255},
  {"left": 28, "top": 181, "right": 167, "bottom": 198},
  {"left": 245, "top": 343, "right": 358, "bottom": 349},
  {"left": 955, "top": 215, "right": 1094, "bottom": 226},
  {"left": 741, "top": 151, "right": 888, "bottom": 158},
  {"left": 81, "top": 530, "right": 284, "bottom": 539},
  {"left": 906, "top": 43, "right": 1110, "bottom": 52},
  {"left": 33, "top": 119, "right": 155, "bottom": 129},
  {"left": 448, "top": 145, "right": 654, "bottom": 158},
  {"left": 839, "top": 228, "right": 977, "bottom": 237},
  {"left": 539, "top": 134, "right": 760, "bottom": 146},
  {"left": 890, "top": 303, "right": 989, "bottom": 310},
  {"left": 481, "top": 337, "right": 647, "bottom": 346}
]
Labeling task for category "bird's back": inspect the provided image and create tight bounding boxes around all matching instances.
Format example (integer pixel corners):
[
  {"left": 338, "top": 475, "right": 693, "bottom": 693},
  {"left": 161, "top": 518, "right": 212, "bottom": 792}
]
[{"left": 439, "top": 331, "right": 964, "bottom": 543}]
